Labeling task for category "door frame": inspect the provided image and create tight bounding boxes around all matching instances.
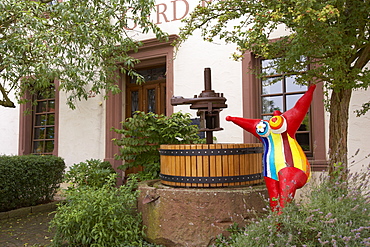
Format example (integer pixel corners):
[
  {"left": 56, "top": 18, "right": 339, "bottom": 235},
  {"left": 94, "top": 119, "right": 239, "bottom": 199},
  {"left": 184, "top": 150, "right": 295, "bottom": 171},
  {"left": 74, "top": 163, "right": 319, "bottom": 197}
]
[{"left": 105, "top": 35, "right": 177, "bottom": 182}]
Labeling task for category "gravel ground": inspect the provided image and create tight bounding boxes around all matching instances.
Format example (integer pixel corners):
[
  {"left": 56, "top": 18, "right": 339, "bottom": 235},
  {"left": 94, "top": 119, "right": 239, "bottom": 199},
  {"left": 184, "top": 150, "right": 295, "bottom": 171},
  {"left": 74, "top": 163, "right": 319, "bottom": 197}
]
[{"left": 0, "top": 210, "right": 55, "bottom": 247}]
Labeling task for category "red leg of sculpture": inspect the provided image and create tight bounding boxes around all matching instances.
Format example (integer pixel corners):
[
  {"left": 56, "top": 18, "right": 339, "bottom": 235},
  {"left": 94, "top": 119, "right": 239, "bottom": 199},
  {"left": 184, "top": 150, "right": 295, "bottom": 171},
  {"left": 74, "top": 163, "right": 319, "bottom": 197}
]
[
  {"left": 278, "top": 167, "right": 308, "bottom": 209},
  {"left": 264, "top": 176, "right": 281, "bottom": 213},
  {"left": 265, "top": 167, "right": 308, "bottom": 213}
]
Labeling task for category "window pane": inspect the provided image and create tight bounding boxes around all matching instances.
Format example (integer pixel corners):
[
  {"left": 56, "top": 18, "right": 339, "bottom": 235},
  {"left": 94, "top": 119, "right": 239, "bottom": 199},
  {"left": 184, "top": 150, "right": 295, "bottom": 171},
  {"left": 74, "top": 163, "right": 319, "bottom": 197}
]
[
  {"left": 286, "top": 94, "right": 304, "bottom": 110},
  {"left": 140, "top": 70, "right": 151, "bottom": 81},
  {"left": 47, "top": 114, "right": 55, "bottom": 125},
  {"left": 286, "top": 76, "right": 307, "bottom": 92},
  {"left": 35, "top": 114, "right": 47, "bottom": 126},
  {"left": 261, "top": 59, "right": 278, "bottom": 74},
  {"left": 262, "top": 77, "right": 283, "bottom": 95},
  {"left": 34, "top": 127, "right": 45, "bottom": 139},
  {"left": 47, "top": 127, "right": 54, "bottom": 139},
  {"left": 45, "top": 141, "right": 54, "bottom": 153},
  {"left": 131, "top": 91, "right": 139, "bottom": 115},
  {"left": 48, "top": 100, "right": 55, "bottom": 112},
  {"left": 130, "top": 66, "right": 166, "bottom": 83},
  {"left": 37, "top": 101, "right": 47, "bottom": 113},
  {"left": 296, "top": 133, "right": 310, "bottom": 151},
  {"left": 143, "top": 67, "right": 166, "bottom": 81},
  {"left": 298, "top": 114, "right": 310, "bottom": 131},
  {"left": 262, "top": 96, "right": 283, "bottom": 114},
  {"left": 33, "top": 141, "right": 44, "bottom": 154},
  {"left": 147, "top": 88, "right": 156, "bottom": 113}
]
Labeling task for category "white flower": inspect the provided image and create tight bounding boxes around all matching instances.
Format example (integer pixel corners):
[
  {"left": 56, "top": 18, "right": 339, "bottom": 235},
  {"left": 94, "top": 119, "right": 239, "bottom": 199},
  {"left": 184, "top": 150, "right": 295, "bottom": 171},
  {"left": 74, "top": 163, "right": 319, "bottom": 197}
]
[{"left": 256, "top": 121, "right": 267, "bottom": 133}]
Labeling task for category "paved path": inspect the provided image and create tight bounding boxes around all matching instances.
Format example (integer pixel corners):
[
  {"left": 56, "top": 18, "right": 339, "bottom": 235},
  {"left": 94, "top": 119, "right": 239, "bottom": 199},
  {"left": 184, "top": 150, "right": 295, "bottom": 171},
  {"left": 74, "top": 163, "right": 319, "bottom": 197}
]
[{"left": 0, "top": 210, "right": 55, "bottom": 247}]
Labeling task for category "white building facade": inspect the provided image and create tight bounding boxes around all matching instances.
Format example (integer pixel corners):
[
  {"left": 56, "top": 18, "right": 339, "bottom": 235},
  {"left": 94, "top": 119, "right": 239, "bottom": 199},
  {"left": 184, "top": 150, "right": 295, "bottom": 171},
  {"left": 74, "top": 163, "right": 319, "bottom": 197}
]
[{"left": 1, "top": 0, "right": 369, "bottom": 174}]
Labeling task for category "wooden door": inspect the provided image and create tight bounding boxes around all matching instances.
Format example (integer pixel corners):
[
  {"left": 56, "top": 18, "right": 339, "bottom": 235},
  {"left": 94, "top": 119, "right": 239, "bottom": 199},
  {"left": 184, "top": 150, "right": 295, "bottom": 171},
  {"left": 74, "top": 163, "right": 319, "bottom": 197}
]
[{"left": 125, "top": 65, "right": 166, "bottom": 175}]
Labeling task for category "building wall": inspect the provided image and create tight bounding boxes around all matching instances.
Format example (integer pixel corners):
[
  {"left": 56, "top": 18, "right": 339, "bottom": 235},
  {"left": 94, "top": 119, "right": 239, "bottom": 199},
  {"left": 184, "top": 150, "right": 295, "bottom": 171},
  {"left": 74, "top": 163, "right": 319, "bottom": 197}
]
[
  {"left": 0, "top": 0, "right": 369, "bottom": 173},
  {"left": 0, "top": 92, "right": 19, "bottom": 155},
  {"left": 57, "top": 92, "right": 106, "bottom": 168},
  {"left": 348, "top": 89, "right": 370, "bottom": 173},
  {"left": 172, "top": 33, "right": 243, "bottom": 144}
]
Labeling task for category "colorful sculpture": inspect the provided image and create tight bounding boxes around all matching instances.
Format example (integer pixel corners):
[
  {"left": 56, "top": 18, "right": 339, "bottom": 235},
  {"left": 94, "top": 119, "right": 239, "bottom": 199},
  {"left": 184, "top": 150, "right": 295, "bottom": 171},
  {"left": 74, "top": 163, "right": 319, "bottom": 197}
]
[{"left": 226, "top": 84, "right": 316, "bottom": 213}]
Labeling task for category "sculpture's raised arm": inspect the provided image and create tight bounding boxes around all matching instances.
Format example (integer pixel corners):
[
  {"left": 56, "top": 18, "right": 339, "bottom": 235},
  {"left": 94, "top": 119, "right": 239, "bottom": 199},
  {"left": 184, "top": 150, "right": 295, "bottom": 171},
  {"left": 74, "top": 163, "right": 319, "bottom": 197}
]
[
  {"left": 225, "top": 116, "right": 262, "bottom": 140},
  {"left": 283, "top": 84, "right": 316, "bottom": 138}
]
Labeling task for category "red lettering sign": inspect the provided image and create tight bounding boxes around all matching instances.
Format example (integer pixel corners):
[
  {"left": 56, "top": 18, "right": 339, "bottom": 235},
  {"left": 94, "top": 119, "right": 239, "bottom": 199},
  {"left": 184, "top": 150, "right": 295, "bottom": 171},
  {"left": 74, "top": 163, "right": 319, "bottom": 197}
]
[
  {"left": 124, "top": 0, "right": 209, "bottom": 30},
  {"left": 172, "top": 0, "right": 189, "bottom": 21}
]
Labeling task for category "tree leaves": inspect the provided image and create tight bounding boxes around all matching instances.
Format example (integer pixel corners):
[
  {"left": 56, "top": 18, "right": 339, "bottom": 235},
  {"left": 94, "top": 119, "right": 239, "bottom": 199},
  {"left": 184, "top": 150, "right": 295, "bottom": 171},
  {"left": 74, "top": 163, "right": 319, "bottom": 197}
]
[
  {"left": 113, "top": 111, "right": 202, "bottom": 180},
  {"left": 177, "top": 0, "right": 369, "bottom": 92},
  {"left": 0, "top": 0, "right": 167, "bottom": 108}
]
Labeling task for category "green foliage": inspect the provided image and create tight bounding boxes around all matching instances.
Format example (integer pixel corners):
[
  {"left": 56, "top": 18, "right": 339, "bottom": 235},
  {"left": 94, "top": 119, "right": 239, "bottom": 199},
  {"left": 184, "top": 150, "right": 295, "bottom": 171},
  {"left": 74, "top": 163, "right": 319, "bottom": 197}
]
[
  {"left": 64, "top": 159, "right": 117, "bottom": 189},
  {"left": 113, "top": 111, "right": 202, "bottom": 180},
  {"left": 0, "top": 155, "right": 65, "bottom": 212},
  {"left": 51, "top": 176, "right": 150, "bottom": 247},
  {"left": 177, "top": 0, "right": 369, "bottom": 91},
  {"left": 0, "top": 0, "right": 167, "bottom": 108},
  {"left": 51, "top": 161, "right": 160, "bottom": 246},
  {"left": 214, "top": 167, "right": 370, "bottom": 246}
]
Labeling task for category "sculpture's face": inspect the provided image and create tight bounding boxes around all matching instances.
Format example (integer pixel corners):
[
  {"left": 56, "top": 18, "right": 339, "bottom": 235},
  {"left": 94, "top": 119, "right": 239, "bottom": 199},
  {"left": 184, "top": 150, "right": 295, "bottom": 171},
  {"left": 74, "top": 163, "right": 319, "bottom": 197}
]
[
  {"left": 269, "top": 115, "right": 287, "bottom": 134},
  {"left": 256, "top": 115, "right": 287, "bottom": 137}
]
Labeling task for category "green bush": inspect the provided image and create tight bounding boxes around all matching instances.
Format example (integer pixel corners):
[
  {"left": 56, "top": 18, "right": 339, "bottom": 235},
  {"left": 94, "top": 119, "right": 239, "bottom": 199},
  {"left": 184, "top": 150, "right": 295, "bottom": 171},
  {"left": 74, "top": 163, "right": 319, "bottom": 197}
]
[
  {"left": 113, "top": 111, "right": 202, "bottom": 180},
  {"left": 51, "top": 176, "right": 148, "bottom": 247},
  {"left": 0, "top": 155, "right": 65, "bottom": 212},
  {"left": 64, "top": 159, "right": 116, "bottom": 189},
  {"left": 214, "top": 167, "right": 370, "bottom": 246}
]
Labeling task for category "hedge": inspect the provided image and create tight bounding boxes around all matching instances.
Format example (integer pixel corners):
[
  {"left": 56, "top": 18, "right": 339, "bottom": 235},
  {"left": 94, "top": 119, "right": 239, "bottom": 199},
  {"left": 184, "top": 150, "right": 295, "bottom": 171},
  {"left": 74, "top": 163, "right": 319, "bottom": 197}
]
[{"left": 0, "top": 155, "right": 65, "bottom": 212}]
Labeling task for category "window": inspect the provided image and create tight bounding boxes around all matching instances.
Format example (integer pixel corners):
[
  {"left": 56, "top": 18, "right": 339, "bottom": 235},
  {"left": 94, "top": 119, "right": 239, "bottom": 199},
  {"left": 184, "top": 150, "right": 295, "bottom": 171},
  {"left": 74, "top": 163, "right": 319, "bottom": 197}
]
[
  {"left": 260, "top": 58, "right": 312, "bottom": 154},
  {"left": 31, "top": 88, "right": 56, "bottom": 155},
  {"left": 242, "top": 51, "right": 327, "bottom": 170},
  {"left": 126, "top": 65, "right": 167, "bottom": 117},
  {"left": 19, "top": 81, "right": 59, "bottom": 156}
]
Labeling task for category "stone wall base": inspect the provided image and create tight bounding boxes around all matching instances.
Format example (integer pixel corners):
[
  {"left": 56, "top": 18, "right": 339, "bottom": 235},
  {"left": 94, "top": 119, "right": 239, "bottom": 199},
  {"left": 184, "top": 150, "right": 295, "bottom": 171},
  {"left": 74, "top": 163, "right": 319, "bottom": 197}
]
[{"left": 138, "top": 180, "right": 268, "bottom": 247}]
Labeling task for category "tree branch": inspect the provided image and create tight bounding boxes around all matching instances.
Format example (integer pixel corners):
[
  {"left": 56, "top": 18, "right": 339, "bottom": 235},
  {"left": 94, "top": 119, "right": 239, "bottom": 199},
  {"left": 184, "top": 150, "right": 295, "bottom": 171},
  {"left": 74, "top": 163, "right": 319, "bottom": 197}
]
[
  {"left": 0, "top": 83, "right": 15, "bottom": 108},
  {"left": 353, "top": 43, "right": 370, "bottom": 69}
]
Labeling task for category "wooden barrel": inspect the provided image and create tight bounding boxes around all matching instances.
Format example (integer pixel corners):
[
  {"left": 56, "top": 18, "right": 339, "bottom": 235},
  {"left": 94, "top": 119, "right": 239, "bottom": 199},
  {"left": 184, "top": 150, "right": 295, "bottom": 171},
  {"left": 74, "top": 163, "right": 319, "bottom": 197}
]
[{"left": 159, "top": 143, "right": 263, "bottom": 187}]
